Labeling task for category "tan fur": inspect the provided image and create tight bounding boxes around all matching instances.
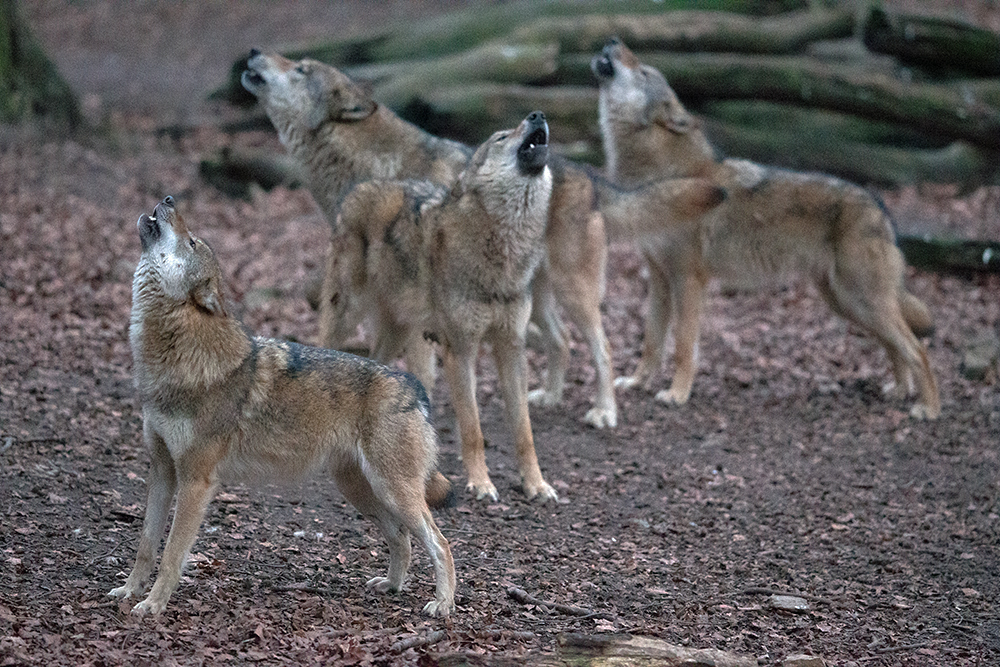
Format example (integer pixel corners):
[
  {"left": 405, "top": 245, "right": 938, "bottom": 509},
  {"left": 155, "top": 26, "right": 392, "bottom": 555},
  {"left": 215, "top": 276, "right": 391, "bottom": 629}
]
[
  {"left": 330, "top": 114, "right": 556, "bottom": 502},
  {"left": 109, "top": 197, "right": 456, "bottom": 617},
  {"left": 592, "top": 40, "right": 939, "bottom": 419},
  {"left": 243, "top": 52, "right": 621, "bottom": 427}
]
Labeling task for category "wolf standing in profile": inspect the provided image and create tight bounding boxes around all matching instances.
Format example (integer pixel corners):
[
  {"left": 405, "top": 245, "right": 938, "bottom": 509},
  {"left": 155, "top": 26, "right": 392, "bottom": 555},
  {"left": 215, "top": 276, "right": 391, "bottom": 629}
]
[
  {"left": 108, "top": 196, "right": 456, "bottom": 617},
  {"left": 592, "top": 39, "right": 939, "bottom": 420}
]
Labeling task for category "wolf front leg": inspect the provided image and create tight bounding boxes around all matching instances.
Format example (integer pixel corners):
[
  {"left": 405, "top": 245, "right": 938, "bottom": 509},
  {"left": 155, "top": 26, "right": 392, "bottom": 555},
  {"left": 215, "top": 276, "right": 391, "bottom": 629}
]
[
  {"left": 109, "top": 427, "right": 177, "bottom": 601},
  {"left": 491, "top": 334, "right": 557, "bottom": 502},
  {"left": 131, "top": 463, "right": 219, "bottom": 615},
  {"left": 441, "top": 344, "right": 498, "bottom": 502}
]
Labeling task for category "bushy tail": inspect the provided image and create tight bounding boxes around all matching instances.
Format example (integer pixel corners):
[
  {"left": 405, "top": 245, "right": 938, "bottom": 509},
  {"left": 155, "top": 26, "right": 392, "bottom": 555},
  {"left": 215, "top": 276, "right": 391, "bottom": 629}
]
[
  {"left": 593, "top": 172, "right": 726, "bottom": 242},
  {"left": 425, "top": 471, "right": 456, "bottom": 509},
  {"left": 902, "top": 291, "right": 935, "bottom": 338}
]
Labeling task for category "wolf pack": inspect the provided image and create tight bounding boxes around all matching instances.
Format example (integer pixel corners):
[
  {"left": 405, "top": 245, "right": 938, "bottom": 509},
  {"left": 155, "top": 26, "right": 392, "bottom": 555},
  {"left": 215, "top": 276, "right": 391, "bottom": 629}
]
[{"left": 108, "top": 38, "right": 939, "bottom": 618}]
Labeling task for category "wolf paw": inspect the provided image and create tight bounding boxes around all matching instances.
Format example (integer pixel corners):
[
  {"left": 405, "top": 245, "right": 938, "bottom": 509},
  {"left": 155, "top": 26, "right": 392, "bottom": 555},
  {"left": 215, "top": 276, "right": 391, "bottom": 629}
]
[
  {"left": 909, "top": 403, "right": 940, "bottom": 421},
  {"left": 524, "top": 480, "right": 558, "bottom": 503},
  {"left": 527, "top": 387, "right": 561, "bottom": 407},
  {"left": 466, "top": 479, "right": 499, "bottom": 502},
  {"left": 654, "top": 388, "right": 690, "bottom": 406},
  {"left": 422, "top": 598, "right": 455, "bottom": 617},
  {"left": 366, "top": 576, "right": 402, "bottom": 593},
  {"left": 584, "top": 406, "right": 617, "bottom": 429},
  {"left": 107, "top": 584, "right": 138, "bottom": 600},
  {"left": 131, "top": 596, "right": 167, "bottom": 616}
]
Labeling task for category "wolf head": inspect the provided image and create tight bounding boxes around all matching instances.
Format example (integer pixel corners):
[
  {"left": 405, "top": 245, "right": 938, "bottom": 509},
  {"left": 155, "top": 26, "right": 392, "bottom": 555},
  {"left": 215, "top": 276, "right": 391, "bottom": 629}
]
[
  {"left": 591, "top": 38, "right": 695, "bottom": 136},
  {"left": 241, "top": 50, "right": 377, "bottom": 135},
  {"left": 134, "top": 196, "right": 225, "bottom": 317},
  {"left": 460, "top": 110, "right": 550, "bottom": 185},
  {"left": 591, "top": 39, "right": 715, "bottom": 182}
]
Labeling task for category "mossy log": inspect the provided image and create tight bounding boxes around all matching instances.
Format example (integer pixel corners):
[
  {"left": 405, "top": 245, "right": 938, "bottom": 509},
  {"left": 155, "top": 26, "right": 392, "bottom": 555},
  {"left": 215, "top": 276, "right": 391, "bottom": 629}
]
[
  {"left": 507, "top": 7, "right": 853, "bottom": 56},
  {"left": 896, "top": 235, "right": 1000, "bottom": 274},
  {"left": 706, "top": 121, "right": 998, "bottom": 188},
  {"left": 198, "top": 148, "right": 304, "bottom": 201},
  {"left": 212, "top": 1, "right": 813, "bottom": 105},
  {"left": 349, "top": 42, "right": 559, "bottom": 110},
  {"left": 0, "top": 0, "right": 81, "bottom": 129},
  {"left": 863, "top": 7, "right": 1000, "bottom": 77},
  {"left": 560, "top": 52, "right": 1000, "bottom": 149}
]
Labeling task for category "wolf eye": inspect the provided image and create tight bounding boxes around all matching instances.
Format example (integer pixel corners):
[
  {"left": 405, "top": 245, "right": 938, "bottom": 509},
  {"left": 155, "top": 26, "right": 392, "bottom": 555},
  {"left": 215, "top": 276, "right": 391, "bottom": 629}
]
[
  {"left": 495, "top": 133, "right": 509, "bottom": 143},
  {"left": 295, "top": 65, "right": 308, "bottom": 75}
]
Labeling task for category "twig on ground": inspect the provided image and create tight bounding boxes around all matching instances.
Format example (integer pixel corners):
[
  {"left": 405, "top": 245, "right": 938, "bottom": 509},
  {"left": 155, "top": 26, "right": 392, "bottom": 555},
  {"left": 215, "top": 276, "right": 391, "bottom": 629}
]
[
  {"left": 85, "top": 541, "right": 122, "bottom": 567},
  {"left": 390, "top": 629, "right": 446, "bottom": 653},
  {"left": 857, "top": 641, "right": 932, "bottom": 660},
  {"left": 1, "top": 437, "right": 13, "bottom": 454},
  {"left": 271, "top": 583, "right": 333, "bottom": 595},
  {"left": 506, "top": 586, "right": 616, "bottom": 621}
]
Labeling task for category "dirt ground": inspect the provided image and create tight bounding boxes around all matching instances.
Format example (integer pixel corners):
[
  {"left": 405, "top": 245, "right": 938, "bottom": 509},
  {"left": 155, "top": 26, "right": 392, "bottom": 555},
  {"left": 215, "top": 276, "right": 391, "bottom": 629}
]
[{"left": 2, "top": 2, "right": 999, "bottom": 665}]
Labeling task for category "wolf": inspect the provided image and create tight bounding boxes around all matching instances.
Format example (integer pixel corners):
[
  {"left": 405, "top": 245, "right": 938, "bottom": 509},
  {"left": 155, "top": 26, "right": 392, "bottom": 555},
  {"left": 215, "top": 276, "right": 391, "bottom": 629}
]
[
  {"left": 592, "top": 39, "right": 940, "bottom": 420},
  {"left": 242, "top": 51, "right": 616, "bottom": 428},
  {"left": 328, "top": 112, "right": 554, "bottom": 501},
  {"left": 108, "top": 196, "right": 456, "bottom": 617}
]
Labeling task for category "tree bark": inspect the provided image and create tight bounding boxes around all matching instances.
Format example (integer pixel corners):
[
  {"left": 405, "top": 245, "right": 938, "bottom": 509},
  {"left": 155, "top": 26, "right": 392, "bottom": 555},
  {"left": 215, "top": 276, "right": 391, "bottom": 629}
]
[
  {"left": 560, "top": 52, "right": 1000, "bottom": 149},
  {"left": 0, "top": 0, "right": 81, "bottom": 129},
  {"left": 507, "top": 7, "right": 853, "bottom": 57},
  {"left": 863, "top": 7, "right": 1000, "bottom": 77},
  {"left": 211, "top": 0, "right": 813, "bottom": 105},
  {"left": 896, "top": 236, "right": 1000, "bottom": 274}
]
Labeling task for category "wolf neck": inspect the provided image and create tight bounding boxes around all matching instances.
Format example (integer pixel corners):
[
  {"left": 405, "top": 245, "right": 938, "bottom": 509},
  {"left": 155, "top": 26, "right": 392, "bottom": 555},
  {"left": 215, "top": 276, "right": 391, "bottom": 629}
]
[
  {"left": 131, "top": 273, "right": 250, "bottom": 398},
  {"left": 600, "top": 103, "right": 717, "bottom": 187},
  {"left": 279, "top": 107, "right": 461, "bottom": 219},
  {"left": 483, "top": 166, "right": 552, "bottom": 245}
]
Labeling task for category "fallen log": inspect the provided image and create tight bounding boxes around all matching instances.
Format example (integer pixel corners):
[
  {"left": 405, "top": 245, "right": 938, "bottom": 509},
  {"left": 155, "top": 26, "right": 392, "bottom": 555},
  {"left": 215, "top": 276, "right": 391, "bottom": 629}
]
[
  {"left": 398, "top": 82, "right": 599, "bottom": 146},
  {"left": 507, "top": 7, "right": 853, "bottom": 56},
  {"left": 198, "top": 147, "right": 304, "bottom": 200},
  {"left": 863, "top": 7, "right": 1000, "bottom": 77},
  {"left": 560, "top": 51, "right": 1000, "bottom": 149},
  {"left": 704, "top": 121, "right": 999, "bottom": 188},
  {"left": 896, "top": 235, "right": 1000, "bottom": 274},
  {"left": 211, "top": 0, "right": 814, "bottom": 104},
  {"left": 350, "top": 42, "right": 559, "bottom": 110}
]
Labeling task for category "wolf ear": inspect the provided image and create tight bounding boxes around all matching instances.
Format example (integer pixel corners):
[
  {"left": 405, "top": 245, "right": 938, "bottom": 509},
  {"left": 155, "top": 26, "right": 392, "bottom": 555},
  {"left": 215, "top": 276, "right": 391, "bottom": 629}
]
[
  {"left": 648, "top": 99, "right": 695, "bottom": 135},
  {"left": 337, "top": 98, "right": 377, "bottom": 121},
  {"left": 192, "top": 279, "right": 225, "bottom": 317}
]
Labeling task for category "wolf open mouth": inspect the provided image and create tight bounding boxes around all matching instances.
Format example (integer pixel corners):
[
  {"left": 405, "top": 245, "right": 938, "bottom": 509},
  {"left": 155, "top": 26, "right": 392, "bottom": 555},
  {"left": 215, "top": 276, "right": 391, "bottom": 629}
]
[
  {"left": 517, "top": 112, "right": 549, "bottom": 176},
  {"left": 593, "top": 52, "right": 614, "bottom": 78}
]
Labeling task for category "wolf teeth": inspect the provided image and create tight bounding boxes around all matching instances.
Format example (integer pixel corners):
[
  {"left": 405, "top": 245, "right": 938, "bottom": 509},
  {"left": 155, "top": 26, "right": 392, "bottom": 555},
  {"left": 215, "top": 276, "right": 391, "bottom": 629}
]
[{"left": 149, "top": 215, "right": 157, "bottom": 222}]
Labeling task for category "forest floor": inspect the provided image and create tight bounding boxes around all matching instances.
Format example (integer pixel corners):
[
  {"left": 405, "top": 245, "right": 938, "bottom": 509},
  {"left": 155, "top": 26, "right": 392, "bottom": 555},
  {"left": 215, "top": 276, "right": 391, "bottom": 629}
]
[{"left": 2, "top": 1, "right": 998, "bottom": 665}]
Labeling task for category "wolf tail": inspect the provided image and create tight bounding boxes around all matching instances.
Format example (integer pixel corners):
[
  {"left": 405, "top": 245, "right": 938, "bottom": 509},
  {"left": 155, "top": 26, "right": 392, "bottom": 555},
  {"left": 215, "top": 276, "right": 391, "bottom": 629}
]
[
  {"left": 901, "top": 291, "right": 935, "bottom": 338},
  {"left": 425, "top": 471, "right": 456, "bottom": 509}
]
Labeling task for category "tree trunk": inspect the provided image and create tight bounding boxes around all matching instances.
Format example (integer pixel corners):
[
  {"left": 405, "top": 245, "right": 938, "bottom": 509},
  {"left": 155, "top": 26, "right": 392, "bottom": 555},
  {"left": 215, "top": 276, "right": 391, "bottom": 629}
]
[
  {"left": 0, "top": 0, "right": 81, "bottom": 130},
  {"left": 559, "top": 52, "right": 1000, "bottom": 149},
  {"left": 863, "top": 7, "right": 1000, "bottom": 77},
  {"left": 211, "top": 0, "right": 812, "bottom": 105},
  {"left": 507, "top": 7, "right": 853, "bottom": 57},
  {"left": 897, "top": 235, "right": 1000, "bottom": 274}
]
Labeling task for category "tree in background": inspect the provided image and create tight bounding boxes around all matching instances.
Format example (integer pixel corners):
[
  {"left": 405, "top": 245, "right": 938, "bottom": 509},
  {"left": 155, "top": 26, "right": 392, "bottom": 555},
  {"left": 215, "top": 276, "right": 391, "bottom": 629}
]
[{"left": 1, "top": 0, "right": 81, "bottom": 130}]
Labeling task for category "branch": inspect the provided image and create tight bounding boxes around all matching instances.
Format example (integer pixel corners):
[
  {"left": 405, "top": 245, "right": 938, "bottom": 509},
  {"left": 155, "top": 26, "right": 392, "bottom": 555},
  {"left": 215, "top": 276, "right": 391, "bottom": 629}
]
[{"left": 506, "top": 586, "right": 616, "bottom": 621}]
